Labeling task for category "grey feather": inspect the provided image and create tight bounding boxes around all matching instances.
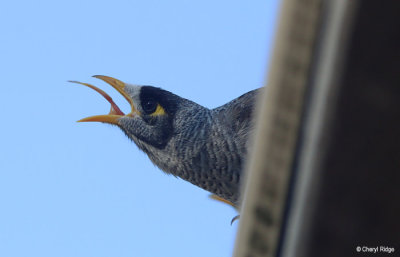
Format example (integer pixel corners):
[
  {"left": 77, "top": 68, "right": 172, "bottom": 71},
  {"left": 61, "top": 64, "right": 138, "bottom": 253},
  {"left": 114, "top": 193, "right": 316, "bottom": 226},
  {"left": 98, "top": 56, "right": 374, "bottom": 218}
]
[{"left": 119, "top": 88, "right": 260, "bottom": 205}]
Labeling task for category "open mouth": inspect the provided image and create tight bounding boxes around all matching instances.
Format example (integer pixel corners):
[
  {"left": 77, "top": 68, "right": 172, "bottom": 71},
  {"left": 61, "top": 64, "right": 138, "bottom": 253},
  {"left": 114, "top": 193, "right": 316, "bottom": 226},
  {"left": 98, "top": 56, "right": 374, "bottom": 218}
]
[{"left": 70, "top": 75, "right": 136, "bottom": 124}]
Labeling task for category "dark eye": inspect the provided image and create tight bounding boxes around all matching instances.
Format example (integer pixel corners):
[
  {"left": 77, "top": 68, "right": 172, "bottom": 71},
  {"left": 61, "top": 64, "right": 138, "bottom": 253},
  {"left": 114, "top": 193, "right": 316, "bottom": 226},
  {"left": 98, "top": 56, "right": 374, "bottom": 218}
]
[{"left": 142, "top": 99, "right": 157, "bottom": 114}]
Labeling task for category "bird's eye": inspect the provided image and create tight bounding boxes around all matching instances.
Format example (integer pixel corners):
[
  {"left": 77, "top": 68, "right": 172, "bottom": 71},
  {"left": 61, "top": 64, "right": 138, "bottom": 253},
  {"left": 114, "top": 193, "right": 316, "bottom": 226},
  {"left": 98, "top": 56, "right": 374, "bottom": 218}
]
[{"left": 142, "top": 99, "right": 158, "bottom": 114}]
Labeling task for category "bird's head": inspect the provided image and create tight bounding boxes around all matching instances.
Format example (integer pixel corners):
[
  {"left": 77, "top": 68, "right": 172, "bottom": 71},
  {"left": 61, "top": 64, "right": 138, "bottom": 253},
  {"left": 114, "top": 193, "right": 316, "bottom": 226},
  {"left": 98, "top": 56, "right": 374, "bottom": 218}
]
[{"left": 71, "top": 75, "right": 199, "bottom": 151}]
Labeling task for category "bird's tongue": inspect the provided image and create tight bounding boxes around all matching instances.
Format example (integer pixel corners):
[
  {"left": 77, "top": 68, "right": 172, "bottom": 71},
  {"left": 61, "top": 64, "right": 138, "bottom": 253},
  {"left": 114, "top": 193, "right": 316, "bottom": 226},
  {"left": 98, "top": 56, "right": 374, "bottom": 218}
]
[
  {"left": 69, "top": 81, "right": 125, "bottom": 116},
  {"left": 89, "top": 84, "right": 125, "bottom": 116},
  {"left": 109, "top": 105, "right": 124, "bottom": 115}
]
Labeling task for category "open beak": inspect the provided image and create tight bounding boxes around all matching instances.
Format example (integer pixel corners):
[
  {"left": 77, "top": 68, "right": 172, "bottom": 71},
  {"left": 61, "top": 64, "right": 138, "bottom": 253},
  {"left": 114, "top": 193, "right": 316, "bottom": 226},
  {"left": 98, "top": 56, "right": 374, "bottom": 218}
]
[{"left": 70, "top": 75, "right": 136, "bottom": 125}]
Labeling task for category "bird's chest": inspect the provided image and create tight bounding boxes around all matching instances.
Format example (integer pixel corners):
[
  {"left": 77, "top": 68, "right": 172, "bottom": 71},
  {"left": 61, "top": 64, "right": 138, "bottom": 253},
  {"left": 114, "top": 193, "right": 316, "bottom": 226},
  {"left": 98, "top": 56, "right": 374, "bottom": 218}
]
[{"left": 147, "top": 143, "right": 242, "bottom": 203}]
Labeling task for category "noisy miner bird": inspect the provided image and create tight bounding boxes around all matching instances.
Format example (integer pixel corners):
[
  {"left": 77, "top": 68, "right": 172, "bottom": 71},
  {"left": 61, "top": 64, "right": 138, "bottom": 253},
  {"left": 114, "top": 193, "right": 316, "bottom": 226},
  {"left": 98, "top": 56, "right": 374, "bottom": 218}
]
[{"left": 71, "top": 75, "right": 259, "bottom": 210}]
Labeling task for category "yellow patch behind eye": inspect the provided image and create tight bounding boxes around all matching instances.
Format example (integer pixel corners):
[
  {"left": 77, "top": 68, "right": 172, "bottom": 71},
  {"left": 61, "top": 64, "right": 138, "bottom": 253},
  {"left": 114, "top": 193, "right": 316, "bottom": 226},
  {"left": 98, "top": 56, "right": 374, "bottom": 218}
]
[{"left": 150, "top": 104, "right": 166, "bottom": 116}]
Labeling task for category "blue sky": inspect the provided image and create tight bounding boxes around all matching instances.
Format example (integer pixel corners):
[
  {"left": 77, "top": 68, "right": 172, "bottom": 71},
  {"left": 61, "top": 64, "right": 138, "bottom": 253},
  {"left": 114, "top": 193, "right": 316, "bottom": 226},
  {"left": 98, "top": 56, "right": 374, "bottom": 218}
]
[{"left": 0, "top": 1, "right": 278, "bottom": 256}]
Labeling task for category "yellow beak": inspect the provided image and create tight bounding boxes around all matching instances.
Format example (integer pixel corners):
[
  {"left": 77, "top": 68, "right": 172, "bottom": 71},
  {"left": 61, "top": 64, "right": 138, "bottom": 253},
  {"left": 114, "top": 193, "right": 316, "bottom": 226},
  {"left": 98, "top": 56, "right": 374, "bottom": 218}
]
[{"left": 70, "top": 75, "right": 136, "bottom": 125}]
